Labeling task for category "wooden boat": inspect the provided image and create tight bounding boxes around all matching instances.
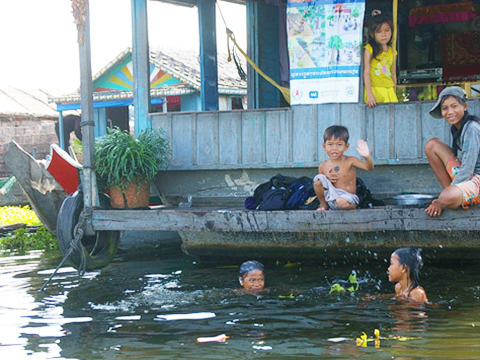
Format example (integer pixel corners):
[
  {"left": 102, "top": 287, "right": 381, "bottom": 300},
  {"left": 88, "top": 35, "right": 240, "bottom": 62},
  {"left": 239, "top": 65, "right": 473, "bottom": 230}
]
[
  {"left": 3, "top": 141, "right": 179, "bottom": 269},
  {"left": 46, "top": 1, "right": 480, "bottom": 269},
  {"left": 3, "top": 142, "right": 67, "bottom": 233}
]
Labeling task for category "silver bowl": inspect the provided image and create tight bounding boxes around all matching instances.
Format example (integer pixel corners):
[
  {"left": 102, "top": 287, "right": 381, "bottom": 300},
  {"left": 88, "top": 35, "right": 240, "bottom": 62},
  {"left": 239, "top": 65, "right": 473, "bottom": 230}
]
[{"left": 392, "top": 194, "right": 436, "bottom": 206}]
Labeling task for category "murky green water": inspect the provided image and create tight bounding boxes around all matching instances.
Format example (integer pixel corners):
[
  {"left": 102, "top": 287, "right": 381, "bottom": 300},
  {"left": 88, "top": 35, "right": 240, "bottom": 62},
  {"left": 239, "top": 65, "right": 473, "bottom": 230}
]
[{"left": 1, "top": 248, "right": 479, "bottom": 359}]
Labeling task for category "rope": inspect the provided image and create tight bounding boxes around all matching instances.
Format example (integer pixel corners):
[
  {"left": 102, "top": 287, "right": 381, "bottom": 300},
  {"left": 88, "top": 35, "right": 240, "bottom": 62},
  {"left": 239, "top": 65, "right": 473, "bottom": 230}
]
[
  {"left": 227, "top": 29, "right": 291, "bottom": 104},
  {"left": 39, "top": 207, "right": 92, "bottom": 292},
  {"left": 216, "top": 0, "right": 290, "bottom": 104}
]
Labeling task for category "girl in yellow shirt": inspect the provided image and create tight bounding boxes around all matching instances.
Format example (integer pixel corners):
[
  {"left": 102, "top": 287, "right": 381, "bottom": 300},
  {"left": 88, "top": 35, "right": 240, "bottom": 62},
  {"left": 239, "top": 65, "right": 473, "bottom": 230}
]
[{"left": 363, "top": 11, "right": 398, "bottom": 108}]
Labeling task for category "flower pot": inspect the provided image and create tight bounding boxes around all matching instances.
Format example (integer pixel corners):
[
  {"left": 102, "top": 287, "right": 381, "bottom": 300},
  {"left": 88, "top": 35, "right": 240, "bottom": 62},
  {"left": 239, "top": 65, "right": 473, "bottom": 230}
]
[{"left": 109, "top": 179, "right": 150, "bottom": 209}]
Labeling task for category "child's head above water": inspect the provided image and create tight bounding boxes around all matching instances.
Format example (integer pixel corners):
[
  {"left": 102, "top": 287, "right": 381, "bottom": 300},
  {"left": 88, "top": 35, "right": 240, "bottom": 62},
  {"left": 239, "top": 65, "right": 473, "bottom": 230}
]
[
  {"left": 239, "top": 260, "right": 265, "bottom": 291},
  {"left": 389, "top": 246, "right": 424, "bottom": 290},
  {"left": 323, "top": 125, "right": 349, "bottom": 144}
]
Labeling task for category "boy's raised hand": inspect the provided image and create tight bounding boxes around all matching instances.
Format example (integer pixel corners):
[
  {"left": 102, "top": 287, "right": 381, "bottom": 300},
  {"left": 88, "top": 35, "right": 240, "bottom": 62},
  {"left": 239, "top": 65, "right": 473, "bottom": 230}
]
[{"left": 356, "top": 139, "right": 370, "bottom": 158}]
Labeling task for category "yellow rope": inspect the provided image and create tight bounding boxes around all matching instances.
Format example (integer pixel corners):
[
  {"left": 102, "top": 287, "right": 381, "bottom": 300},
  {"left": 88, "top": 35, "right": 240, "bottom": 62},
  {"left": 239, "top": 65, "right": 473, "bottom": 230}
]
[{"left": 226, "top": 28, "right": 290, "bottom": 104}]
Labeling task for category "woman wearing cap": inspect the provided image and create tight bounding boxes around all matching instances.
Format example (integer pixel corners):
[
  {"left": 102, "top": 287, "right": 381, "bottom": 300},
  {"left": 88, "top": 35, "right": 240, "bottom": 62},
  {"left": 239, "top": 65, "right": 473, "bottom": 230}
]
[{"left": 424, "top": 86, "right": 480, "bottom": 217}]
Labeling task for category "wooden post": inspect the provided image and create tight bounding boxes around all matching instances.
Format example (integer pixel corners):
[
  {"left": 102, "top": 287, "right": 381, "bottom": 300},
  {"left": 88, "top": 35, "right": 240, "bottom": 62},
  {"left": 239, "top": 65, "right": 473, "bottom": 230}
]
[
  {"left": 131, "top": 0, "right": 151, "bottom": 134},
  {"left": 77, "top": 3, "right": 100, "bottom": 234},
  {"left": 198, "top": 0, "right": 219, "bottom": 111}
]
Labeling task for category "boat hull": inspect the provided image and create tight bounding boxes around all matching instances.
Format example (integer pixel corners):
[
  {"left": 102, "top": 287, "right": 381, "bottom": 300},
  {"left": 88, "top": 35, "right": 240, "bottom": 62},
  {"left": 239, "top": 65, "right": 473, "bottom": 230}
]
[{"left": 4, "top": 142, "right": 67, "bottom": 233}]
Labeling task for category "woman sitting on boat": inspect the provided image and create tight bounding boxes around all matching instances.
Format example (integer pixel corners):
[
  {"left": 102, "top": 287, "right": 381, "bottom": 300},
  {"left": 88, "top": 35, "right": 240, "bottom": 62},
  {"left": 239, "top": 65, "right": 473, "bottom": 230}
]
[{"left": 424, "top": 86, "right": 480, "bottom": 217}]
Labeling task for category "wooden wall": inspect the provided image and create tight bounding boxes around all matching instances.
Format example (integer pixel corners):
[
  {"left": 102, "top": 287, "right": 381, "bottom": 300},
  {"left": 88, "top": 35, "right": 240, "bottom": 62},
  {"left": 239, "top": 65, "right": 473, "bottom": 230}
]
[{"left": 150, "top": 99, "right": 480, "bottom": 171}]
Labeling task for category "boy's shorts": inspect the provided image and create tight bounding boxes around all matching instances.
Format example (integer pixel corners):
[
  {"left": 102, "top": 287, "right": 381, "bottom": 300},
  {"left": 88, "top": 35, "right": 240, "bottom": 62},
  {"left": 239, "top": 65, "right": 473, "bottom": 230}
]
[{"left": 446, "top": 155, "right": 480, "bottom": 209}]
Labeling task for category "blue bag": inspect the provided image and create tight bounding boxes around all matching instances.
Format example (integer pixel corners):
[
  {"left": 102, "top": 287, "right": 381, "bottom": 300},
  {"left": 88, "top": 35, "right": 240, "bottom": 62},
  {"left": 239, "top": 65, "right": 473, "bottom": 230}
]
[
  {"left": 257, "top": 188, "right": 288, "bottom": 210},
  {"left": 285, "top": 180, "right": 313, "bottom": 210}
]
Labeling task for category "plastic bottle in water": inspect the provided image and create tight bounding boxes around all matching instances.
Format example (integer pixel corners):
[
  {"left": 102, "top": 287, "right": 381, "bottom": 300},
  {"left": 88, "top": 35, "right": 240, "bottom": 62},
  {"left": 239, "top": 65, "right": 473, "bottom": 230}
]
[{"left": 179, "top": 195, "right": 193, "bottom": 208}]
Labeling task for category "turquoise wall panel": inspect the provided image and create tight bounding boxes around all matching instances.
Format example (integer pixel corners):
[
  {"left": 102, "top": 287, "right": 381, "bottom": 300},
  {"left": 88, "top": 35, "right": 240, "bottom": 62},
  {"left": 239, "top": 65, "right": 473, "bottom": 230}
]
[{"left": 149, "top": 99, "right": 480, "bottom": 170}]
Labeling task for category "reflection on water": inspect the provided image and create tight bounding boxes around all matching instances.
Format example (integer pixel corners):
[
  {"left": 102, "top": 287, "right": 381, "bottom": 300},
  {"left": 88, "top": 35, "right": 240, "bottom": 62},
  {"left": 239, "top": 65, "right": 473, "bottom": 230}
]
[{"left": 0, "top": 249, "right": 479, "bottom": 359}]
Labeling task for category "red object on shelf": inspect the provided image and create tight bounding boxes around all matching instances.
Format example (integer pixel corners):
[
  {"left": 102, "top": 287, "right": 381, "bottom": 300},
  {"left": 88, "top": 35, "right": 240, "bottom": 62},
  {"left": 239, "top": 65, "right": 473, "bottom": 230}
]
[
  {"left": 442, "top": 31, "right": 480, "bottom": 82},
  {"left": 45, "top": 144, "right": 81, "bottom": 194},
  {"left": 409, "top": 1, "right": 479, "bottom": 27}
]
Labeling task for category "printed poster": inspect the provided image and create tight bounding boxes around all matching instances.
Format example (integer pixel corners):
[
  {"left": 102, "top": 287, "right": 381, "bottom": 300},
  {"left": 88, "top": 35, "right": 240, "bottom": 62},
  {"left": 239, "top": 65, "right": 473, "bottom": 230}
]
[{"left": 287, "top": 0, "right": 365, "bottom": 104}]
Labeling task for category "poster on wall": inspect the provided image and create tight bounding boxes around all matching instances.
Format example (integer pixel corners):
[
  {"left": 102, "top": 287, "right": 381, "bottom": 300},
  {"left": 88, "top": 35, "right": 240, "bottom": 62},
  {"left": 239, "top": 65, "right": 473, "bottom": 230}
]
[{"left": 287, "top": 0, "right": 365, "bottom": 105}]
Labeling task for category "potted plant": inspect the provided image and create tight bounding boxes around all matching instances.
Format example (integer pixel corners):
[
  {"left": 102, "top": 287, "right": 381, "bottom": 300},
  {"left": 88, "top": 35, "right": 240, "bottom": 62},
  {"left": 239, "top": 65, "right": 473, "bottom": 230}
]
[{"left": 94, "top": 127, "right": 171, "bottom": 209}]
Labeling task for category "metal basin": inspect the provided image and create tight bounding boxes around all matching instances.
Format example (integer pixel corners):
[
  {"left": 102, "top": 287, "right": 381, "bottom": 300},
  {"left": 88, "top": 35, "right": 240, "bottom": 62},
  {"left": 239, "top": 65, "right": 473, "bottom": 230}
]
[{"left": 392, "top": 194, "right": 436, "bottom": 207}]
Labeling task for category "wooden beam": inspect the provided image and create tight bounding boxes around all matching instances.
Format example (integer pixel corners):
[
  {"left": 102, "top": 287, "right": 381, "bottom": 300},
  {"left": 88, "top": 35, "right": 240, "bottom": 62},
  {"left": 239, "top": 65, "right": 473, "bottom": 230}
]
[
  {"left": 131, "top": 0, "right": 151, "bottom": 133},
  {"left": 198, "top": 0, "right": 219, "bottom": 111},
  {"left": 78, "top": 8, "right": 100, "bottom": 213},
  {"left": 92, "top": 206, "right": 480, "bottom": 232}
]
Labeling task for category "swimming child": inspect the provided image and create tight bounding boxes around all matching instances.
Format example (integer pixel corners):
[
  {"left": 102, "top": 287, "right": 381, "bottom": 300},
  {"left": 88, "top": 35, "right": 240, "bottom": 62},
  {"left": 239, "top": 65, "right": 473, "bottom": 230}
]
[
  {"left": 388, "top": 246, "right": 428, "bottom": 303},
  {"left": 363, "top": 10, "right": 398, "bottom": 108},
  {"left": 314, "top": 125, "right": 374, "bottom": 210},
  {"left": 239, "top": 260, "right": 265, "bottom": 291}
]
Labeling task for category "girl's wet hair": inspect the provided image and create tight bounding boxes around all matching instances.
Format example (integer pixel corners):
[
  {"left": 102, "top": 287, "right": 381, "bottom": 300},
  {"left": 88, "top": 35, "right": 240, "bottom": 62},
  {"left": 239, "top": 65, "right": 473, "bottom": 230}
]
[
  {"left": 367, "top": 13, "right": 393, "bottom": 60},
  {"left": 393, "top": 246, "right": 423, "bottom": 289},
  {"left": 239, "top": 260, "right": 264, "bottom": 279}
]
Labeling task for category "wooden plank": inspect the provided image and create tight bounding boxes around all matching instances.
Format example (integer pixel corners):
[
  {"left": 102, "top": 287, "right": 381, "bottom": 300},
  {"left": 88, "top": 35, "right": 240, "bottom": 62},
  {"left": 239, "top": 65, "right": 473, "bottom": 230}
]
[
  {"left": 196, "top": 113, "right": 216, "bottom": 166},
  {"left": 370, "top": 105, "right": 390, "bottom": 160},
  {"left": 340, "top": 103, "right": 363, "bottom": 158},
  {"left": 394, "top": 103, "right": 418, "bottom": 159},
  {"left": 265, "top": 110, "right": 288, "bottom": 163},
  {"left": 170, "top": 114, "right": 195, "bottom": 167},
  {"left": 292, "top": 105, "right": 315, "bottom": 162},
  {"left": 218, "top": 112, "right": 240, "bottom": 165},
  {"left": 92, "top": 207, "right": 480, "bottom": 232},
  {"left": 242, "top": 111, "right": 265, "bottom": 163}
]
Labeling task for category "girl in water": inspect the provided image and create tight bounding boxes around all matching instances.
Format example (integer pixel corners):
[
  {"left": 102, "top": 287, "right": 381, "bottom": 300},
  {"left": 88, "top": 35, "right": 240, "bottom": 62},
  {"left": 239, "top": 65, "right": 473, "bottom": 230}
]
[{"left": 388, "top": 246, "right": 428, "bottom": 303}]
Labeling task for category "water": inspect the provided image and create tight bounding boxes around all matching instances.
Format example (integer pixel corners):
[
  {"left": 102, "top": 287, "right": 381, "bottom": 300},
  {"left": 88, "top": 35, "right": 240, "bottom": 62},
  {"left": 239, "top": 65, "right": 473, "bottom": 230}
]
[{"left": 1, "top": 249, "right": 480, "bottom": 359}]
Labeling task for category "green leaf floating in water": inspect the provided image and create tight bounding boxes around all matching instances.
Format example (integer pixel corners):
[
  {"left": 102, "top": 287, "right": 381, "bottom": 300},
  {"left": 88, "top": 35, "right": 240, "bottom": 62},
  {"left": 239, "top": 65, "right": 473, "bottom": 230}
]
[
  {"left": 329, "top": 283, "right": 346, "bottom": 294},
  {"left": 278, "top": 294, "right": 295, "bottom": 299},
  {"left": 330, "top": 270, "right": 359, "bottom": 294}
]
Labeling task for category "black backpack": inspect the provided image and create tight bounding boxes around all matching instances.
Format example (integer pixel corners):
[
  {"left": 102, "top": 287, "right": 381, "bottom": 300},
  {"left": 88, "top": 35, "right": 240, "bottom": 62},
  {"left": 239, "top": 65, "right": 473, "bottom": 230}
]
[
  {"left": 356, "top": 177, "right": 384, "bottom": 209},
  {"left": 257, "top": 187, "right": 288, "bottom": 210},
  {"left": 285, "top": 180, "right": 314, "bottom": 210}
]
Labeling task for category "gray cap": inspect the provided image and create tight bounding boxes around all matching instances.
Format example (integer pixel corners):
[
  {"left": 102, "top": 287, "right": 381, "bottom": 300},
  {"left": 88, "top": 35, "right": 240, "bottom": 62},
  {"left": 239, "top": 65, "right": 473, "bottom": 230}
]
[{"left": 429, "top": 86, "right": 467, "bottom": 119}]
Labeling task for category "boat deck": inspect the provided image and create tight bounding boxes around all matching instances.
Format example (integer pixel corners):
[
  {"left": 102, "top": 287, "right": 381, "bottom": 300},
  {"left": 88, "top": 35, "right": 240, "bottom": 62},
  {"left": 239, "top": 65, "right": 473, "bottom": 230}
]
[
  {"left": 93, "top": 205, "right": 479, "bottom": 233},
  {"left": 91, "top": 205, "right": 480, "bottom": 259}
]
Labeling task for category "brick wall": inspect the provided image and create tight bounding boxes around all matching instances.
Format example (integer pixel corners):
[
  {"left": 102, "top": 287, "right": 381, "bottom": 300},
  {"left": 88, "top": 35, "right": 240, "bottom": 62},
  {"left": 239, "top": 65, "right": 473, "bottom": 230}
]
[{"left": 0, "top": 115, "right": 58, "bottom": 178}]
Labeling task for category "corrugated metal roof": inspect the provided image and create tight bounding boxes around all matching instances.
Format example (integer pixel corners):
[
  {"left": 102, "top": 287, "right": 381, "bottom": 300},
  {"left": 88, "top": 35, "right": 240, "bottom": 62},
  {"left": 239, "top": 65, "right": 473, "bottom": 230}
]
[
  {"left": 49, "top": 47, "right": 247, "bottom": 105},
  {"left": 0, "top": 87, "right": 67, "bottom": 118},
  {"left": 151, "top": 46, "right": 247, "bottom": 91}
]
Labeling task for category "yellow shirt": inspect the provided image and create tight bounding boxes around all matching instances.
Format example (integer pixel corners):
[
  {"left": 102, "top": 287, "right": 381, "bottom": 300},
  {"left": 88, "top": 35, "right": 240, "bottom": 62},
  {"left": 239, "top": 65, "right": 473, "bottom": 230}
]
[{"left": 365, "top": 43, "right": 396, "bottom": 88}]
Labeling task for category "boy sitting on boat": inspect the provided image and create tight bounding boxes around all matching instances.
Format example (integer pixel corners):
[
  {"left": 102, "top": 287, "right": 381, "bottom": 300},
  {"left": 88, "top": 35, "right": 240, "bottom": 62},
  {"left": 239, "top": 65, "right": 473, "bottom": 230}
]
[{"left": 314, "top": 125, "right": 374, "bottom": 210}]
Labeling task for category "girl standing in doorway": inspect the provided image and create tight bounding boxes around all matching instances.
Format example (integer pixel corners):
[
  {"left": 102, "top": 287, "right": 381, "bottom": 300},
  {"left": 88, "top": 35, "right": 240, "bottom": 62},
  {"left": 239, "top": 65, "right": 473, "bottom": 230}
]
[{"left": 363, "top": 11, "right": 398, "bottom": 108}]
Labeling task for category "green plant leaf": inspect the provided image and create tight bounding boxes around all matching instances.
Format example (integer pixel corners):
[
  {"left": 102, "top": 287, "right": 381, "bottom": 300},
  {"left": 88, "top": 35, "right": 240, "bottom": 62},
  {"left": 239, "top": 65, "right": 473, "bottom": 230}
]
[{"left": 94, "top": 127, "right": 171, "bottom": 191}]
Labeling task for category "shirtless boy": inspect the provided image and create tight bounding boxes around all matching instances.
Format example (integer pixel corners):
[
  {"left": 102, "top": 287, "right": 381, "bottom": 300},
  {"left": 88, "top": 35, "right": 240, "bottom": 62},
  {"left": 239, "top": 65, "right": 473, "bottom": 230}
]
[{"left": 314, "top": 125, "right": 374, "bottom": 210}]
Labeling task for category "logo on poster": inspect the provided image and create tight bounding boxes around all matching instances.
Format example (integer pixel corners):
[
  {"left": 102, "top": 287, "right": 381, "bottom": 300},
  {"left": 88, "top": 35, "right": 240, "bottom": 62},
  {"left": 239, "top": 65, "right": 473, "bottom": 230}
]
[
  {"left": 309, "top": 91, "right": 318, "bottom": 98},
  {"left": 292, "top": 89, "right": 303, "bottom": 99},
  {"left": 345, "top": 86, "right": 355, "bottom": 97}
]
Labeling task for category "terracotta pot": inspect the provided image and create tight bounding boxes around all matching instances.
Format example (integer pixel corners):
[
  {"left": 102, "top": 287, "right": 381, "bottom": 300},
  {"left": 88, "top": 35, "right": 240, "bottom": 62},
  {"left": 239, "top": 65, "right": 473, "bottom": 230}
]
[{"left": 109, "top": 179, "right": 150, "bottom": 209}]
